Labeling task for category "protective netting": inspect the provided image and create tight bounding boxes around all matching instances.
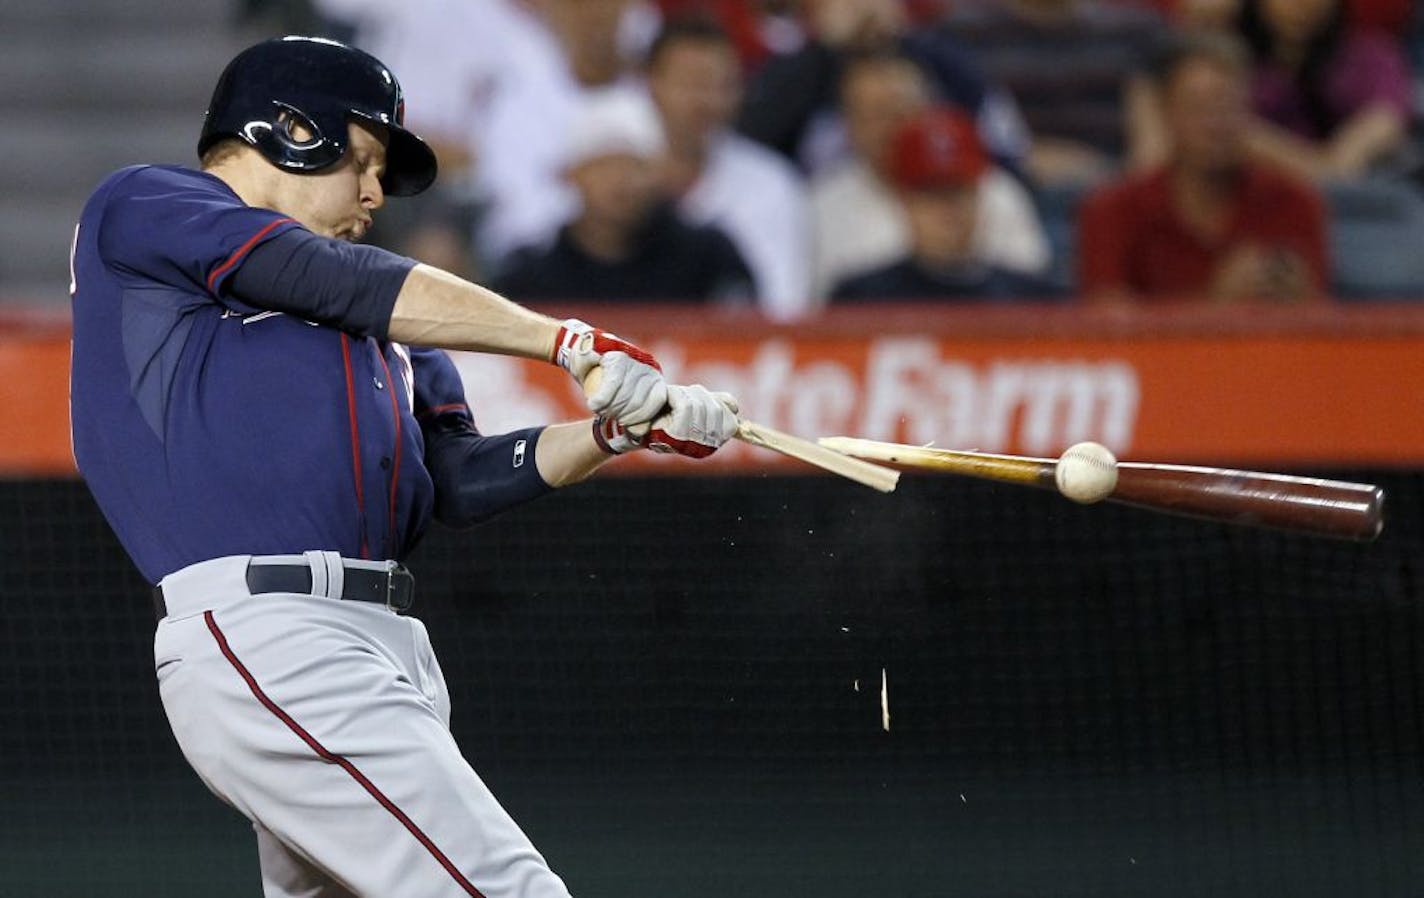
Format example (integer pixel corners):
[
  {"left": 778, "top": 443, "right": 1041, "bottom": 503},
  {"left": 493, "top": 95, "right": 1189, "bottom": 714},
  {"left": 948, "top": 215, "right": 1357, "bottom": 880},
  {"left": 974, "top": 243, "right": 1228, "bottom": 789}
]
[{"left": 2, "top": 473, "right": 1421, "bottom": 897}]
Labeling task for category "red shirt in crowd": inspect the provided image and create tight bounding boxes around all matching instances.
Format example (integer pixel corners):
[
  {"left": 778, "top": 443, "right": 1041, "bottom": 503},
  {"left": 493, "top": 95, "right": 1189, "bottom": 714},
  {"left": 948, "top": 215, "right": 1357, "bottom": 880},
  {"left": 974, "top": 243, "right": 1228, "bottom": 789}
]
[
  {"left": 1148, "top": 0, "right": 1412, "bottom": 33},
  {"left": 1077, "top": 164, "right": 1329, "bottom": 300}
]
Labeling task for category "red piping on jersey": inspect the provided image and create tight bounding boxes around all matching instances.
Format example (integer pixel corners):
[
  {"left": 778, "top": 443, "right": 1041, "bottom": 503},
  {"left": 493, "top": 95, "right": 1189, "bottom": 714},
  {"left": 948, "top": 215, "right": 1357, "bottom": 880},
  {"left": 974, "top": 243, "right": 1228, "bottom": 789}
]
[
  {"left": 376, "top": 348, "right": 403, "bottom": 558},
  {"left": 340, "top": 334, "right": 370, "bottom": 559},
  {"left": 206, "top": 218, "right": 294, "bottom": 293},
  {"left": 202, "top": 612, "right": 488, "bottom": 898},
  {"left": 416, "top": 402, "right": 468, "bottom": 421}
]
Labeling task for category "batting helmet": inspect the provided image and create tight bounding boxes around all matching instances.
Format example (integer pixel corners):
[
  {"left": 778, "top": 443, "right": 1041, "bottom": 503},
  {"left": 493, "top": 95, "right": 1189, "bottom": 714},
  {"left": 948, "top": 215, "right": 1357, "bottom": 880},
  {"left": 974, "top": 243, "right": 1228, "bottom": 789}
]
[{"left": 198, "top": 36, "right": 437, "bottom": 196}]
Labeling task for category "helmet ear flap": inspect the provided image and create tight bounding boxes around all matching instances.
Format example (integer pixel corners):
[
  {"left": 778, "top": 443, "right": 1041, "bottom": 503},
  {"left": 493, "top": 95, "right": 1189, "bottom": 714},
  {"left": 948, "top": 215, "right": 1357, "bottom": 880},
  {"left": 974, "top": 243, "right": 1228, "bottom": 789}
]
[
  {"left": 273, "top": 105, "right": 324, "bottom": 150},
  {"left": 244, "top": 102, "right": 345, "bottom": 173},
  {"left": 200, "top": 36, "right": 436, "bottom": 193}
]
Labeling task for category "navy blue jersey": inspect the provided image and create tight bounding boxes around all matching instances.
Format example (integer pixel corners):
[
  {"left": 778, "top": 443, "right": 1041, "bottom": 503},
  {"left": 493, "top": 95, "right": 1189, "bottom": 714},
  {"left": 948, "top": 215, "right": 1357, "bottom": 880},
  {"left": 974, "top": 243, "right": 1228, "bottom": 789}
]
[{"left": 70, "top": 165, "right": 542, "bottom": 583}]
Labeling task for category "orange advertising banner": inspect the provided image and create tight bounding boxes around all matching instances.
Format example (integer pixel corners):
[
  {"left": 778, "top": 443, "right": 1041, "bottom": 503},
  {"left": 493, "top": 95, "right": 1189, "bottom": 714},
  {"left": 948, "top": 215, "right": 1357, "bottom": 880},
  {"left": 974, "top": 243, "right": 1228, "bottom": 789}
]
[{"left": 7, "top": 303, "right": 1424, "bottom": 477}]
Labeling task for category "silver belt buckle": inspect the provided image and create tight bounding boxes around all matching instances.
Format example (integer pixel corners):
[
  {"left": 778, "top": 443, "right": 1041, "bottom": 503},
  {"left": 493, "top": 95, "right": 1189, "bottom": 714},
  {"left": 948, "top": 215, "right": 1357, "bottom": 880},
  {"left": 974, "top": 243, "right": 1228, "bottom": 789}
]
[{"left": 382, "top": 560, "right": 414, "bottom": 613}]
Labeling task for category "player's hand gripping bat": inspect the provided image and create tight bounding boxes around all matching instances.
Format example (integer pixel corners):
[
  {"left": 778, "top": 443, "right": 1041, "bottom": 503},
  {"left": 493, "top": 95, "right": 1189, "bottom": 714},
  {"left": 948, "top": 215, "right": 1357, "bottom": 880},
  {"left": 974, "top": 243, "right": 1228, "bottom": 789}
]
[{"left": 583, "top": 368, "right": 899, "bottom": 493}]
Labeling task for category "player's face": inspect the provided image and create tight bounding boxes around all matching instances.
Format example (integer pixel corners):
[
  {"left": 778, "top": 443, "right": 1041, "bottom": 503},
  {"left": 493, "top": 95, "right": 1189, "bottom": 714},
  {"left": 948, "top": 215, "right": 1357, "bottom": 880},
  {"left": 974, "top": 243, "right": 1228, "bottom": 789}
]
[{"left": 280, "top": 121, "right": 388, "bottom": 241}]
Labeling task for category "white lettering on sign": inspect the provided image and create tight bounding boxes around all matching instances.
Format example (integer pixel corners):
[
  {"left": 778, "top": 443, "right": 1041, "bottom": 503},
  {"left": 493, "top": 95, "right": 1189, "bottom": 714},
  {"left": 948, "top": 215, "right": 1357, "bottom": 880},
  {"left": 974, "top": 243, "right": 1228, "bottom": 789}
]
[
  {"left": 675, "top": 338, "right": 1140, "bottom": 457},
  {"left": 451, "top": 338, "right": 1141, "bottom": 460}
]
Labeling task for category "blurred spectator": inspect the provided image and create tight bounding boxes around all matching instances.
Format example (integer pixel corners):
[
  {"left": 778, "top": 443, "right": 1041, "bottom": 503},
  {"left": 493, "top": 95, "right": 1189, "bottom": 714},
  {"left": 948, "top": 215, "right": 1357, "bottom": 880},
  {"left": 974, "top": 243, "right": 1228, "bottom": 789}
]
[
  {"left": 1345, "top": 0, "right": 1415, "bottom": 34},
  {"left": 1172, "top": 0, "right": 1243, "bottom": 28},
  {"left": 831, "top": 107, "right": 1058, "bottom": 301},
  {"left": 652, "top": 0, "right": 809, "bottom": 71},
  {"left": 1079, "top": 32, "right": 1328, "bottom": 303},
  {"left": 1156, "top": 0, "right": 1415, "bottom": 33},
  {"left": 1238, "top": 0, "right": 1412, "bottom": 181},
  {"left": 312, "top": 0, "right": 542, "bottom": 278},
  {"left": 318, "top": 0, "right": 524, "bottom": 178},
  {"left": 811, "top": 52, "right": 1051, "bottom": 298},
  {"left": 240, "top": 0, "right": 334, "bottom": 35},
  {"left": 648, "top": 18, "right": 813, "bottom": 319},
  {"left": 495, "top": 92, "right": 755, "bottom": 302},
  {"left": 736, "top": 0, "right": 1031, "bottom": 177},
  {"left": 944, "top": 0, "right": 1170, "bottom": 187},
  {"left": 474, "top": 0, "right": 659, "bottom": 265}
]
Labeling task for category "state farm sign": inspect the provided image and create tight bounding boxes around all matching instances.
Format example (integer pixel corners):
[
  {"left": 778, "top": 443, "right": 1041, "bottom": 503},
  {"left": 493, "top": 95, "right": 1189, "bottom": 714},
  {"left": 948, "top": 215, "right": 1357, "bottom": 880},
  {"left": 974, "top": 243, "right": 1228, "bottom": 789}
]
[
  {"left": 451, "top": 336, "right": 1140, "bottom": 470},
  {"left": 1, "top": 303, "right": 1417, "bottom": 476}
]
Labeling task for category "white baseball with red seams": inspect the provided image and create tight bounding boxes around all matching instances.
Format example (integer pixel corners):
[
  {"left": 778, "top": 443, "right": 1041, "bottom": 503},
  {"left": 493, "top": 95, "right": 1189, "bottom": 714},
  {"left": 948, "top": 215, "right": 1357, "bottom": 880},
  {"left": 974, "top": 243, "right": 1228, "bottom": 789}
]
[{"left": 1055, "top": 442, "right": 1119, "bottom": 504}]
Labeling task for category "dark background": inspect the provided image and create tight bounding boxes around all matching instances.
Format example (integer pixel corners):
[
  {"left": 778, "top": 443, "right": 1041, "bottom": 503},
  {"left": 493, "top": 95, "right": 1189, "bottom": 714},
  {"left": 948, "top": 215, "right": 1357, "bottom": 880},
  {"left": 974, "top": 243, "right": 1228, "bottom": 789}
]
[{"left": 2, "top": 473, "right": 1421, "bottom": 898}]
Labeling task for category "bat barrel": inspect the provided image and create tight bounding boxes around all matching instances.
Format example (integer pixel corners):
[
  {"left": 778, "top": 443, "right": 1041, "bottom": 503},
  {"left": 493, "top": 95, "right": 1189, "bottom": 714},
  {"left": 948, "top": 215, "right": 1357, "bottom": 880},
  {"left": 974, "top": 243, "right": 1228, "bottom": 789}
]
[{"left": 1110, "top": 463, "right": 1385, "bottom": 542}]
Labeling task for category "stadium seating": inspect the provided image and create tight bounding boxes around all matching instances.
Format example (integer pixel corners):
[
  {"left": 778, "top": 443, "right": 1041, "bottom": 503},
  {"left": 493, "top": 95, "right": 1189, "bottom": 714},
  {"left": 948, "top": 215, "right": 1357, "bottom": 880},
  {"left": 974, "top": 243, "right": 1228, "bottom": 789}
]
[
  {"left": 1325, "top": 178, "right": 1424, "bottom": 300},
  {"left": 0, "top": 0, "right": 244, "bottom": 299}
]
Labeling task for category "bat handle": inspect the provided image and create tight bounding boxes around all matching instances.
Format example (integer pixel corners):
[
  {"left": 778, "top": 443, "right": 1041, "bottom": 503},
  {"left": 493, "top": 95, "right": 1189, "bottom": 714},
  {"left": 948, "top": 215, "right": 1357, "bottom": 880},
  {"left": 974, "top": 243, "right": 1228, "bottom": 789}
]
[{"left": 582, "top": 366, "right": 655, "bottom": 437}]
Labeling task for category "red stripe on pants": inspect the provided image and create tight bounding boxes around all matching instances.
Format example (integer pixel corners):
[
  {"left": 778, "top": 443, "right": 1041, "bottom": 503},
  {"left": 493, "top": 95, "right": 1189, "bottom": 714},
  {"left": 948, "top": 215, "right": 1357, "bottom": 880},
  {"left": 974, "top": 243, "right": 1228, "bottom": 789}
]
[{"left": 203, "top": 611, "right": 486, "bottom": 897}]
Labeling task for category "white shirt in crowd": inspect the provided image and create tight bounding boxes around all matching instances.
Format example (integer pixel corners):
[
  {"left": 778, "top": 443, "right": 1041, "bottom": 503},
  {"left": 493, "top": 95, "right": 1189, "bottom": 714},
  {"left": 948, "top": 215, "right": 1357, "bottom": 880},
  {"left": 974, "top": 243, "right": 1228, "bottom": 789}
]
[
  {"left": 315, "top": 0, "right": 526, "bottom": 168},
  {"left": 677, "top": 132, "right": 813, "bottom": 321},
  {"left": 323, "top": 0, "right": 658, "bottom": 264},
  {"left": 809, "top": 160, "right": 1051, "bottom": 299}
]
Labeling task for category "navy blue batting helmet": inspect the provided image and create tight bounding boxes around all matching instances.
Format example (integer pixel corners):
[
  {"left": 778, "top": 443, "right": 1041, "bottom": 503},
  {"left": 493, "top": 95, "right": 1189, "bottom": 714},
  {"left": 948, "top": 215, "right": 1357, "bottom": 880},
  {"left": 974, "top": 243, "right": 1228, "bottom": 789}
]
[{"left": 199, "top": 36, "right": 437, "bottom": 196}]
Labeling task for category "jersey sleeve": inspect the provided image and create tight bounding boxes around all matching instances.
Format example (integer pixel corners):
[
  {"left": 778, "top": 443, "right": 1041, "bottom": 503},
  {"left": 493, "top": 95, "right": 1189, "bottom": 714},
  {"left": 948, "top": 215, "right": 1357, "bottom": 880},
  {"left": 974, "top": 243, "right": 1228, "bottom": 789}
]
[
  {"left": 96, "top": 166, "right": 302, "bottom": 306},
  {"left": 410, "top": 346, "right": 553, "bottom": 527},
  {"left": 228, "top": 228, "right": 414, "bottom": 338},
  {"left": 412, "top": 345, "right": 479, "bottom": 433}
]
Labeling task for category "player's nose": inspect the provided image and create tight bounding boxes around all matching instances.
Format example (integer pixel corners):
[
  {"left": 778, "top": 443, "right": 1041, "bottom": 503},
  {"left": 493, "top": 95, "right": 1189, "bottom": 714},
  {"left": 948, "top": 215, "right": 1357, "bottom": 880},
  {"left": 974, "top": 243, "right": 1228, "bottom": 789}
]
[{"left": 362, "top": 173, "right": 385, "bottom": 211}]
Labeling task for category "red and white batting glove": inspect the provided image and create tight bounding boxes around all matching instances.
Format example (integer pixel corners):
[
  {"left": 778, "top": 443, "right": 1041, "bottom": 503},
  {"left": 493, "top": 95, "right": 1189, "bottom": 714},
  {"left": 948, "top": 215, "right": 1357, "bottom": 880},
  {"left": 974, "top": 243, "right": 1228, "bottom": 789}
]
[
  {"left": 592, "top": 385, "right": 740, "bottom": 458},
  {"left": 644, "top": 384, "right": 741, "bottom": 459},
  {"left": 552, "top": 319, "right": 666, "bottom": 426},
  {"left": 591, "top": 416, "right": 644, "bottom": 455}
]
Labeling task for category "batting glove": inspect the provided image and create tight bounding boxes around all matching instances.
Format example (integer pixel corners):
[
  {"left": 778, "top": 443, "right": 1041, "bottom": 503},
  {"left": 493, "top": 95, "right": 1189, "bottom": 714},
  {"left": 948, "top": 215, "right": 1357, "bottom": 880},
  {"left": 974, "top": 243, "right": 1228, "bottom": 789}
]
[
  {"left": 591, "top": 416, "right": 643, "bottom": 455},
  {"left": 552, "top": 319, "right": 666, "bottom": 426},
  {"left": 645, "top": 384, "right": 741, "bottom": 459}
]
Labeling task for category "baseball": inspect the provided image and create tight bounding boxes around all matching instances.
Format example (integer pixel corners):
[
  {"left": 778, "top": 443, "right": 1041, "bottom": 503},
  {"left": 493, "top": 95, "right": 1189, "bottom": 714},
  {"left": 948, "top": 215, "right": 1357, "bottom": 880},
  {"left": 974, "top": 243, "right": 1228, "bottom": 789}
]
[{"left": 1055, "top": 442, "right": 1118, "bottom": 504}]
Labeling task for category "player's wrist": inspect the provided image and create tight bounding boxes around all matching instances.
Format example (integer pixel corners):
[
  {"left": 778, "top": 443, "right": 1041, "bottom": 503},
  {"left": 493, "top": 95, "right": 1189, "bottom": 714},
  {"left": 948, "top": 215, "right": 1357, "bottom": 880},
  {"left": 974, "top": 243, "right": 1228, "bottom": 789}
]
[
  {"left": 551, "top": 318, "right": 662, "bottom": 378},
  {"left": 556, "top": 319, "right": 667, "bottom": 426},
  {"left": 550, "top": 319, "right": 592, "bottom": 373},
  {"left": 542, "top": 319, "right": 566, "bottom": 369},
  {"left": 592, "top": 416, "right": 644, "bottom": 455}
]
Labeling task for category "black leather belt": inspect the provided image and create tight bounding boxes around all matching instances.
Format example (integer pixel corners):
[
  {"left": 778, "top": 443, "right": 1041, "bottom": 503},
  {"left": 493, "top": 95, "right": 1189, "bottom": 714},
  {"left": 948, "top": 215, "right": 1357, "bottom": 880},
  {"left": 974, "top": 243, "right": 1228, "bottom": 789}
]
[{"left": 153, "top": 561, "right": 415, "bottom": 620}]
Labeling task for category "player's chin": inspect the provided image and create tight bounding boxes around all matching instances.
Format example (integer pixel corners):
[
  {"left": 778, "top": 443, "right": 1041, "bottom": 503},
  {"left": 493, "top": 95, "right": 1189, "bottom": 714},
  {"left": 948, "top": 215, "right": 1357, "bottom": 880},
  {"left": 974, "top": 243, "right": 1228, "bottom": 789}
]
[{"left": 329, "top": 218, "right": 370, "bottom": 242}]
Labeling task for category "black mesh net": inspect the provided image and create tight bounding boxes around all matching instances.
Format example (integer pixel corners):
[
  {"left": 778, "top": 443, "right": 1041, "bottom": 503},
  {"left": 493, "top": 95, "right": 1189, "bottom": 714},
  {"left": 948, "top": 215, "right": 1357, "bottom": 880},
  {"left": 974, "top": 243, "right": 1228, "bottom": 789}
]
[{"left": 2, "top": 473, "right": 1422, "bottom": 897}]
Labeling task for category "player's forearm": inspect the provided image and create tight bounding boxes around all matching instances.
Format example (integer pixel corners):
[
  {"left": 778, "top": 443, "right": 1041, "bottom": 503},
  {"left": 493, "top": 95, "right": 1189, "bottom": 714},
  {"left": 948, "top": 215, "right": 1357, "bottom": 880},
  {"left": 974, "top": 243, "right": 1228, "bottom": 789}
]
[
  {"left": 388, "top": 264, "right": 560, "bottom": 359},
  {"left": 534, "top": 420, "right": 616, "bottom": 488},
  {"left": 426, "top": 425, "right": 553, "bottom": 527}
]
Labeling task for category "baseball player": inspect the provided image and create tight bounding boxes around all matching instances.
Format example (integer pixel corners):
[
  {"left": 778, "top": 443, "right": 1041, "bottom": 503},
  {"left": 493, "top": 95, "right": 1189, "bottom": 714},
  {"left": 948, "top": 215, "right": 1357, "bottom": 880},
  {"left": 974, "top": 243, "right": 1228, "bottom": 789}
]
[{"left": 68, "top": 36, "right": 739, "bottom": 898}]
